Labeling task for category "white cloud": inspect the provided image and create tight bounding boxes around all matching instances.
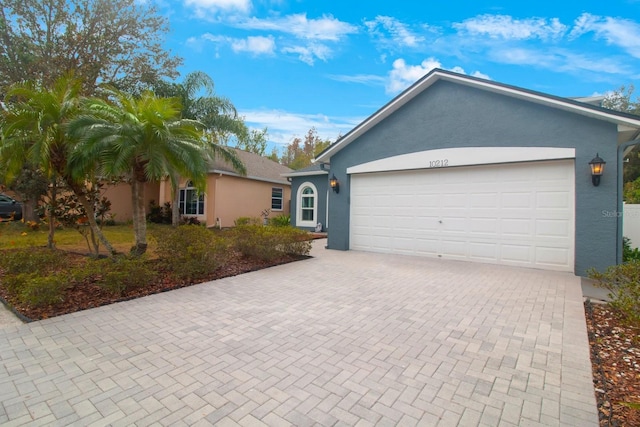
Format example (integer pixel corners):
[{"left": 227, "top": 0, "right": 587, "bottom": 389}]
[
  {"left": 488, "top": 47, "right": 630, "bottom": 75},
  {"left": 453, "top": 14, "right": 567, "bottom": 40},
  {"left": 230, "top": 35, "right": 276, "bottom": 54},
  {"left": 239, "top": 109, "right": 363, "bottom": 145},
  {"left": 185, "top": 0, "right": 251, "bottom": 13},
  {"left": 386, "top": 58, "right": 489, "bottom": 94},
  {"left": 236, "top": 14, "right": 358, "bottom": 41},
  {"left": 365, "top": 16, "right": 426, "bottom": 48},
  {"left": 192, "top": 34, "right": 276, "bottom": 55},
  {"left": 327, "top": 74, "right": 386, "bottom": 86},
  {"left": 569, "top": 13, "right": 640, "bottom": 58},
  {"left": 281, "top": 43, "right": 331, "bottom": 65}
]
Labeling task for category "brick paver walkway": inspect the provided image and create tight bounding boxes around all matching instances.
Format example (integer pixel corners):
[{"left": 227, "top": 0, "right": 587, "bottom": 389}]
[{"left": 0, "top": 240, "right": 598, "bottom": 426}]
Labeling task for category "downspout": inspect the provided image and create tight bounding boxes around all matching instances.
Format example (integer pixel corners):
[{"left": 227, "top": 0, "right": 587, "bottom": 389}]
[{"left": 618, "top": 132, "right": 640, "bottom": 263}]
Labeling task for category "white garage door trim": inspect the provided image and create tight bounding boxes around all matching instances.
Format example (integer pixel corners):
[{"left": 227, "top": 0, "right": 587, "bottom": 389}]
[
  {"left": 349, "top": 159, "right": 575, "bottom": 271},
  {"left": 347, "top": 146, "right": 575, "bottom": 174}
]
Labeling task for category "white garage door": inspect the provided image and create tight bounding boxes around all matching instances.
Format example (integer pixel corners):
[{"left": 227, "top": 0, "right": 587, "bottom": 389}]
[{"left": 350, "top": 160, "right": 575, "bottom": 271}]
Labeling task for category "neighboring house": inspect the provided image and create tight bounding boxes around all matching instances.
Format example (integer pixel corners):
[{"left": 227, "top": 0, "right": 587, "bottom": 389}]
[
  {"left": 105, "top": 149, "right": 292, "bottom": 228},
  {"left": 283, "top": 164, "right": 329, "bottom": 232},
  {"left": 311, "top": 68, "right": 640, "bottom": 276}
]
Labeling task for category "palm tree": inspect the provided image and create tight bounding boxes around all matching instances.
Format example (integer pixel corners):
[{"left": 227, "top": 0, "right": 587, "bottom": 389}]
[
  {"left": 154, "top": 72, "right": 247, "bottom": 225},
  {"left": 1, "top": 75, "right": 117, "bottom": 254},
  {"left": 69, "top": 87, "right": 228, "bottom": 255}
]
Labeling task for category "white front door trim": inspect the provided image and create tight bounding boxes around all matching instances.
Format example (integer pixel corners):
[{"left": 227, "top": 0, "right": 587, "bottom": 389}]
[{"left": 347, "top": 147, "right": 576, "bottom": 175}]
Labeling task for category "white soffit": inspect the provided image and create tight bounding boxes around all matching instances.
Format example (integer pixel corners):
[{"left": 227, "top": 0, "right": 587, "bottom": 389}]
[{"left": 347, "top": 147, "right": 576, "bottom": 174}]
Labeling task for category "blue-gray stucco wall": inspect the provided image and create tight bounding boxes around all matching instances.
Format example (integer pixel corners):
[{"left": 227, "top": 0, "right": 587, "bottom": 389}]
[
  {"left": 327, "top": 80, "right": 619, "bottom": 276},
  {"left": 290, "top": 174, "right": 329, "bottom": 231}
]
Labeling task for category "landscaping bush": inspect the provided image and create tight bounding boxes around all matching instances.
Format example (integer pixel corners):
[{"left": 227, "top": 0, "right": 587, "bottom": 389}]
[
  {"left": 0, "top": 248, "right": 60, "bottom": 275},
  {"left": 154, "top": 225, "right": 230, "bottom": 282},
  {"left": 147, "top": 200, "right": 172, "bottom": 224},
  {"left": 269, "top": 214, "right": 291, "bottom": 227},
  {"left": 9, "top": 273, "right": 68, "bottom": 307},
  {"left": 234, "top": 216, "right": 262, "bottom": 226},
  {"left": 78, "top": 256, "right": 157, "bottom": 296},
  {"left": 589, "top": 261, "right": 640, "bottom": 325},
  {"left": 231, "top": 225, "right": 312, "bottom": 261},
  {"left": 623, "top": 237, "right": 640, "bottom": 262}
]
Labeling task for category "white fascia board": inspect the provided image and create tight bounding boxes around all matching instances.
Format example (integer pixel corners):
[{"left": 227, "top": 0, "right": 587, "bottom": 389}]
[
  {"left": 316, "top": 70, "right": 640, "bottom": 162},
  {"left": 281, "top": 170, "right": 329, "bottom": 178},
  {"left": 347, "top": 147, "right": 576, "bottom": 174}
]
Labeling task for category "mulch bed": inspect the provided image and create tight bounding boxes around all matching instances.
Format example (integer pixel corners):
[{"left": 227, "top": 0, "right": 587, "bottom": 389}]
[
  {"left": 585, "top": 300, "right": 640, "bottom": 426},
  {"left": 0, "top": 250, "right": 308, "bottom": 321}
]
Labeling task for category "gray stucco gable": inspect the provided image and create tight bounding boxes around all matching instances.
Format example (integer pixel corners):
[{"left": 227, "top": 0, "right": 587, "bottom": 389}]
[
  {"left": 319, "top": 72, "right": 640, "bottom": 276},
  {"left": 283, "top": 165, "right": 329, "bottom": 232}
]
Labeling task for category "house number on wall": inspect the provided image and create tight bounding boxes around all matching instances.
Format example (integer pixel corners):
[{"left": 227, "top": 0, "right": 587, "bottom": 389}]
[{"left": 429, "top": 159, "right": 449, "bottom": 168}]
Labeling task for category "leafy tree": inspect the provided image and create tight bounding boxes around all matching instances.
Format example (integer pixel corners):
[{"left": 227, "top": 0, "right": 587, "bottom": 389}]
[
  {"left": 601, "top": 85, "right": 640, "bottom": 183},
  {"left": 0, "top": 0, "right": 181, "bottom": 94},
  {"left": 69, "top": 88, "right": 228, "bottom": 255},
  {"left": 1, "top": 75, "right": 116, "bottom": 254},
  {"left": 279, "top": 128, "right": 332, "bottom": 170},
  {"left": 153, "top": 71, "right": 246, "bottom": 225},
  {"left": 603, "top": 85, "right": 640, "bottom": 115},
  {"left": 235, "top": 127, "right": 269, "bottom": 156},
  {"left": 7, "top": 166, "right": 48, "bottom": 223}
]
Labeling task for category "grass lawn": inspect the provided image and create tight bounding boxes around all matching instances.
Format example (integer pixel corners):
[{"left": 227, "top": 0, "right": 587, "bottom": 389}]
[{"left": 0, "top": 220, "right": 159, "bottom": 255}]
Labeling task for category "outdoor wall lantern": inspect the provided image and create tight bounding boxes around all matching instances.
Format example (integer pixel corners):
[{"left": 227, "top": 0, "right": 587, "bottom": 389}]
[
  {"left": 329, "top": 174, "right": 340, "bottom": 193},
  {"left": 589, "top": 153, "right": 606, "bottom": 187}
]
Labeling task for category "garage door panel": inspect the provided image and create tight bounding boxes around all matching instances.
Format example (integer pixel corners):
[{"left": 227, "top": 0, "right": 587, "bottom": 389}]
[
  {"left": 470, "top": 193, "right": 499, "bottom": 208},
  {"left": 502, "top": 192, "right": 532, "bottom": 208},
  {"left": 537, "top": 192, "right": 571, "bottom": 208},
  {"left": 500, "top": 245, "right": 534, "bottom": 264},
  {"left": 536, "top": 219, "right": 571, "bottom": 237},
  {"left": 470, "top": 218, "right": 499, "bottom": 234},
  {"left": 443, "top": 194, "right": 467, "bottom": 208},
  {"left": 350, "top": 160, "right": 574, "bottom": 271},
  {"left": 441, "top": 240, "right": 468, "bottom": 258},
  {"left": 469, "top": 242, "right": 498, "bottom": 260},
  {"left": 535, "top": 247, "right": 570, "bottom": 266}
]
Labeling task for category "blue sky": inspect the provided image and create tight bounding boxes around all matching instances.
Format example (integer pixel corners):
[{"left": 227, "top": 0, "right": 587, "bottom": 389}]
[{"left": 156, "top": 0, "right": 640, "bottom": 150}]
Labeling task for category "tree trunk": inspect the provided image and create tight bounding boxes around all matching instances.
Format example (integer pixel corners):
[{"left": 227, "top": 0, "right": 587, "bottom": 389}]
[
  {"left": 47, "top": 180, "right": 57, "bottom": 249},
  {"left": 131, "top": 179, "right": 148, "bottom": 255},
  {"left": 76, "top": 192, "right": 117, "bottom": 256},
  {"left": 172, "top": 183, "right": 180, "bottom": 227},
  {"left": 23, "top": 199, "right": 39, "bottom": 223}
]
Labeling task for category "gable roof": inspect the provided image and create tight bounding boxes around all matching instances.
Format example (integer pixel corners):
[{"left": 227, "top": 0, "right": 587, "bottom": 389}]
[
  {"left": 315, "top": 68, "right": 640, "bottom": 163},
  {"left": 210, "top": 148, "right": 292, "bottom": 185},
  {"left": 281, "top": 163, "right": 329, "bottom": 178}
]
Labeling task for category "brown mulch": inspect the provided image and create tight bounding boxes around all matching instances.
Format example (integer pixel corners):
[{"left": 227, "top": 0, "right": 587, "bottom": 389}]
[
  {"left": 0, "top": 250, "right": 307, "bottom": 321},
  {"left": 585, "top": 300, "right": 640, "bottom": 426}
]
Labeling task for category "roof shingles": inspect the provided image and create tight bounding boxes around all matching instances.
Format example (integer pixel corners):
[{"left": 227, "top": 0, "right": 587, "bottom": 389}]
[{"left": 210, "top": 148, "right": 292, "bottom": 185}]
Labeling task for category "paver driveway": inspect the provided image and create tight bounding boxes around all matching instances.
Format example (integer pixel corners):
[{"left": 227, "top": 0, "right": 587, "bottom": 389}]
[{"left": 0, "top": 240, "right": 598, "bottom": 426}]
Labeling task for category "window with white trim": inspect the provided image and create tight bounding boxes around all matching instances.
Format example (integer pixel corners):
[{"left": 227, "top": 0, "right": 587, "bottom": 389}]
[
  {"left": 179, "top": 181, "right": 204, "bottom": 215},
  {"left": 271, "top": 187, "right": 283, "bottom": 211},
  {"left": 296, "top": 182, "right": 317, "bottom": 227}
]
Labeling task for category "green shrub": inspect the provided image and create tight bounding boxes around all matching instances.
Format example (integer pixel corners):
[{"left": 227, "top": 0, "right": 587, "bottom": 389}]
[
  {"left": 234, "top": 216, "right": 262, "bottom": 226},
  {"left": 589, "top": 261, "right": 640, "bottom": 325},
  {"left": 79, "top": 256, "right": 157, "bottom": 296},
  {"left": 17, "top": 273, "right": 68, "bottom": 307},
  {"left": 154, "top": 226, "right": 230, "bottom": 282},
  {"left": 1, "top": 273, "right": 31, "bottom": 297},
  {"left": 231, "top": 225, "right": 312, "bottom": 261},
  {"left": 269, "top": 214, "right": 291, "bottom": 227},
  {"left": 623, "top": 237, "right": 640, "bottom": 262},
  {"left": 276, "top": 226, "right": 313, "bottom": 256},
  {"left": 148, "top": 200, "right": 172, "bottom": 224},
  {"left": 0, "top": 248, "right": 60, "bottom": 275}
]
